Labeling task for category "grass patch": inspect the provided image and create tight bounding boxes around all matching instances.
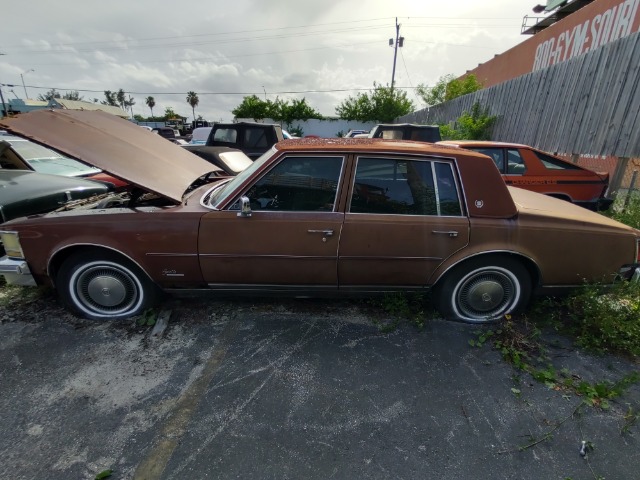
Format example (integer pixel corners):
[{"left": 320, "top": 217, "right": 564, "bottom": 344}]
[
  {"left": 369, "top": 292, "right": 438, "bottom": 331},
  {"left": 606, "top": 191, "right": 640, "bottom": 229},
  {"left": 0, "top": 282, "right": 53, "bottom": 309},
  {"left": 470, "top": 316, "right": 640, "bottom": 408},
  {"left": 563, "top": 282, "right": 640, "bottom": 357}
]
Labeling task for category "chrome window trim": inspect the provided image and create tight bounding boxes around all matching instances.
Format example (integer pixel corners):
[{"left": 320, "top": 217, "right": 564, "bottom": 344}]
[
  {"left": 225, "top": 154, "right": 346, "bottom": 214},
  {"left": 349, "top": 154, "right": 464, "bottom": 217}
]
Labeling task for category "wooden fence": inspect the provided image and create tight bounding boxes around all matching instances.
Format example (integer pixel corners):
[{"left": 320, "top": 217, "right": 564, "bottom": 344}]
[{"left": 400, "top": 31, "right": 640, "bottom": 160}]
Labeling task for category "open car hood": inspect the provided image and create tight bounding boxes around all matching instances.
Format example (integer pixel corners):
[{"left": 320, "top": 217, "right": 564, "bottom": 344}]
[{"left": 0, "top": 110, "right": 220, "bottom": 203}]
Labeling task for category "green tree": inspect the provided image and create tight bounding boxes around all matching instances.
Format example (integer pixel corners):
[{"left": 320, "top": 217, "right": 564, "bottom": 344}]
[
  {"left": 145, "top": 96, "right": 156, "bottom": 118},
  {"left": 62, "top": 91, "right": 83, "bottom": 101},
  {"left": 232, "top": 95, "right": 272, "bottom": 121},
  {"left": 125, "top": 95, "right": 135, "bottom": 118},
  {"left": 102, "top": 90, "right": 118, "bottom": 106},
  {"left": 186, "top": 91, "right": 199, "bottom": 121},
  {"left": 416, "top": 74, "right": 483, "bottom": 107},
  {"left": 440, "top": 102, "right": 497, "bottom": 140},
  {"left": 271, "top": 97, "right": 322, "bottom": 130},
  {"left": 163, "top": 107, "right": 177, "bottom": 120},
  {"left": 335, "top": 83, "right": 413, "bottom": 123},
  {"left": 116, "top": 89, "right": 126, "bottom": 110},
  {"left": 232, "top": 95, "right": 322, "bottom": 129},
  {"left": 37, "top": 89, "right": 61, "bottom": 101}
]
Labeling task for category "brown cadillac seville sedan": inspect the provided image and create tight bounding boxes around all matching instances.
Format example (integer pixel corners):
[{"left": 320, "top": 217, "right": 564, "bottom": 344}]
[{"left": 0, "top": 110, "right": 638, "bottom": 323}]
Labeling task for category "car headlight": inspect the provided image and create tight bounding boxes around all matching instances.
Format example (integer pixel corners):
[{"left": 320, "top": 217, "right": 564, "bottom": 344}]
[{"left": 0, "top": 231, "right": 25, "bottom": 259}]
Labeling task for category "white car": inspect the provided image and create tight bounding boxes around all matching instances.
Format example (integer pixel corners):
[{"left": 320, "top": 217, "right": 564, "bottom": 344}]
[{"left": 190, "top": 127, "right": 213, "bottom": 145}]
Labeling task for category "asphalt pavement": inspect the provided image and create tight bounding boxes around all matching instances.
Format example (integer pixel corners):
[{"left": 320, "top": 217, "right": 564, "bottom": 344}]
[{"left": 1, "top": 296, "right": 639, "bottom": 480}]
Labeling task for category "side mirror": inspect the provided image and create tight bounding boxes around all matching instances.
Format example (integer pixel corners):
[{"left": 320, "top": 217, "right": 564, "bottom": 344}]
[{"left": 237, "top": 196, "right": 252, "bottom": 217}]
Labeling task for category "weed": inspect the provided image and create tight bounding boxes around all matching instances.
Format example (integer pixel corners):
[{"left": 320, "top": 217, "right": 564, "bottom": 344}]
[
  {"left": 136, "top": 309, "right": 157, "bottom": 327},
  {"left": 622, "top": 405, "right": 639, "bottom": 434},
  {"left": 564, "top": 282, "right": 640, "bottom": 357},
  {"left": 95, "top": 470, "right": 113, "bottom": 480},
  {"left": 471, "top": 316, "right": 640, "bottom": 408},
  {"left": 606, "top": 192, "right": 640, "bottom": 229},
  {"left": 0, "top": 283, "right": 52, "bottom": 309},
  {"left": 370, "top": 292, "right": 434, "bottom": 331}
]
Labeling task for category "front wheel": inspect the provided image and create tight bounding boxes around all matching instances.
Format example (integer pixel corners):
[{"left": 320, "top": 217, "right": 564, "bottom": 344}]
[
  {"left": 435, "top": 258, "right": 531, "bottom": 323},
  {"left": 56, "top": 251, "right": 160, "bottom": 320}
]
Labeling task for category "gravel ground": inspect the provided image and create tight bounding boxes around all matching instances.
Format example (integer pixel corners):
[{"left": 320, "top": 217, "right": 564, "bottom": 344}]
[{"left": 1, "top": 287, "right": 639, "bottom": 480}]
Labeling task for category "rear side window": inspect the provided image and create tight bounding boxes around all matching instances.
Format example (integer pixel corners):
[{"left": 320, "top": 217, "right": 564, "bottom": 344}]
[
  {"left": 244, "top": 128, "right": 268, "bottom": 148},
  {"left": 506, "top": 149, "right": 527, "bottom": 175},
  {"left": 350, "top": 157, "right": 462, "bottom": 216},
  {"left": 534, "top": 150, "right": 582, "bottom": 170},
  {"left": 213, "top": 128, "right": 238, "bottom": 144},
  {"left": 470, "top": 147, "right": 505, "bottom": 172}
]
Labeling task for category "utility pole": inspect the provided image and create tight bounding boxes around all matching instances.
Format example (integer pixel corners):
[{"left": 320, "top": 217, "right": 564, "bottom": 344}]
[
  {"left": 0, "top": 87, "right": 6, "bottom": 117},
  {"left": 390, "top": 18, "right": 404, "bottom": 89},
  {"left": 21, "top": 69, "right": 34, "bottom": 98},
  {"left": 0, "top": 52, "right": 6, "bottom": 117}
]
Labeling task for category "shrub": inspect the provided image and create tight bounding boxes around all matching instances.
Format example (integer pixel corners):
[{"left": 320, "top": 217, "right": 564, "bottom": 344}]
[{"left": 564, "top": 282, "right": 640, "bottom": 356}]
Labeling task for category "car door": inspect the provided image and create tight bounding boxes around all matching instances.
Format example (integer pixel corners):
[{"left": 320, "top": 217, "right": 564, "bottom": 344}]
[
  {"left": 338, "top": 155, "right": 470, "bottom": 288},
  {"left": 198, "top": 155, "right": 346, "bottom": 289}
]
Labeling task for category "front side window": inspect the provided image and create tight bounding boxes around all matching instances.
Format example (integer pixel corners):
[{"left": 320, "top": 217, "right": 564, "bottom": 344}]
[
  {"left": 244, "top": 156, "right": 343, "bottom": 212},
  {"left": 350, "top": 157, "right": 462, "bottom": 216}
]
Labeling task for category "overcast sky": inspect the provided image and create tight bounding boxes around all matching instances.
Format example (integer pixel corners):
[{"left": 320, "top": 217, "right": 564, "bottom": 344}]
[{"left": 1, "top": 0, "right": 540, "bottom": 122}]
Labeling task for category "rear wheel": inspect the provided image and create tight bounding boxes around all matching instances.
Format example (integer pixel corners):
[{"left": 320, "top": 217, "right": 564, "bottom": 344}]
[
  {"left": 56, "top": 251, "right": 160, "bottom": 320},
  {"left": 435, "top": 257, "right": 531, "bottom": 323}
]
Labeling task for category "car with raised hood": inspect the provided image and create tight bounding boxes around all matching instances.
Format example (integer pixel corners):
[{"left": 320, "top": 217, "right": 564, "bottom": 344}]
[
  {"left": 0, "top": 110, "right": 638, "bottom": 323},
  {"left": 0, "top": 134, "right": 126, "bottom": 189},
  {"left": 437, "top": 140, "right": 613, "bottom": 211}
]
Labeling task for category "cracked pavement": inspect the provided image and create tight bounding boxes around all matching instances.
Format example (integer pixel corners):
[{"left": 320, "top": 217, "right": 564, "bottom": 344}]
[{"left": 1, "top": 295, "right": 639, "bottom": 480}]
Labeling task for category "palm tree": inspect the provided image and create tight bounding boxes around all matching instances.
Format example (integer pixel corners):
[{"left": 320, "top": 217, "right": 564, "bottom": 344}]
[
  {"left": 186, "top": 91, "right": 199, "bottom": 122},
  {"left": 146, "top": 96, "right": 156, "bottom": 119}
]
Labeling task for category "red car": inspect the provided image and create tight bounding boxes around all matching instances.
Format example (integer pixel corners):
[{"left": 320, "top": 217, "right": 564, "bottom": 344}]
[{"left": 437, "top": 141, "right": 613, "bottom": 210}]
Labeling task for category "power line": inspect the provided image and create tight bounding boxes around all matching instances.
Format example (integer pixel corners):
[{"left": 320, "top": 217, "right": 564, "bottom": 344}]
[
  {"left": 18, "top": 85, "right": 420, "bottom": 97},
  {"left": 10, "top": 40, "right": 382, "bottom": 67},
  {"left": 2, "top": 16, "right": 520, "bottom": 52}
]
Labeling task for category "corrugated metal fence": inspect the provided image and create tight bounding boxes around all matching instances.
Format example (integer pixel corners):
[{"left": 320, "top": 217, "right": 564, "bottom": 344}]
[{"left": 399, "top": 31, "right": 640, "bottom": 194}]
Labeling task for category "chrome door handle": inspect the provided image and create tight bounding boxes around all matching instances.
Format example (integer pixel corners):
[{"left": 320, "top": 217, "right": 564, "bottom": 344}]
[
  {"left": 432, "top": 230, "right": 459, "bottom": 238},
  {"left": 308, "top": 229, "right": 334, "bottom": 236}
]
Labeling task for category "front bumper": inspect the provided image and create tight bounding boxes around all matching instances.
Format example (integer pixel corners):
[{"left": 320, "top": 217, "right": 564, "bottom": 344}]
[{"left": 0, "top": 256, "right": 36, "bottom": 286}]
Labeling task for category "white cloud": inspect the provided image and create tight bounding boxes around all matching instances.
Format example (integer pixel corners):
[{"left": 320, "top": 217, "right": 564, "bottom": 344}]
[{"left": 0, "top": 0, "right": 533, "bottom": 122}]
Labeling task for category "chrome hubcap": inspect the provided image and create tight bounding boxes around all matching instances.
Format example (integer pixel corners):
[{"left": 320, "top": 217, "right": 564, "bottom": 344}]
[
  {"left": 74, "top": 264, "right": 139, "bottom": 314},
  {"left": 86, "top": 275, "right": 127, "bottom": 307},
  {"left": 467, "top": 280, "right": 504, "bottom": 312},
  {"left": 457, "top": 270, "right": 516, "bottom": 319}
]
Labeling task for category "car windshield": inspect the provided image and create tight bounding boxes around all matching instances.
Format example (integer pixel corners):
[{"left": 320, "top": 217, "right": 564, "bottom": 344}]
[
  {"left": 207, "top": 147, "right": 276, "bottom": 207},
  {"left": 11, "top": 141, "right": 102, "bottom": 177}
]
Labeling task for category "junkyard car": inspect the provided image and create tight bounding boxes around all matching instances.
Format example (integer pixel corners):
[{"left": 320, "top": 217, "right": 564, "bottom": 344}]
[
  {"left": 0, "top": 169, "right": 108, "bottom": 223},
  {"left": 369, "top": 123, "right": 442, "bottom": 142},
  {"left": 0, "top": 110, "right": 638, "bottom": 323},
  {"left": 437, "top": 140, "right": 613, "bottom": 210},
  {"left": 181, "top": 145, "right": 253, "bottom": 175},
  {"left": 0, "top": 134, "right": 126, "bottom": 189}
]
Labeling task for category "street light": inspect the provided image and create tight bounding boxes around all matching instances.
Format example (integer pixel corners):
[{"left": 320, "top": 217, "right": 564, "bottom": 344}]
[{"left": 20, "top": 69, "right": 34, "bottom": 99}]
